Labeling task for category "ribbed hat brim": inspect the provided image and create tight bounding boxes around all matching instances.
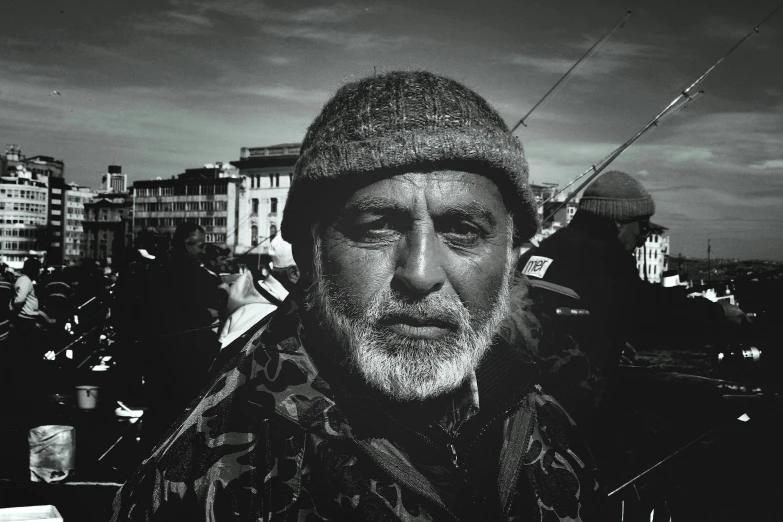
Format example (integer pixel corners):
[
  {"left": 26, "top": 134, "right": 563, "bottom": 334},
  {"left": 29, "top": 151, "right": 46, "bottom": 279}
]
[{"left": 578, "top": 195, "right": 655, "bottom": 221}]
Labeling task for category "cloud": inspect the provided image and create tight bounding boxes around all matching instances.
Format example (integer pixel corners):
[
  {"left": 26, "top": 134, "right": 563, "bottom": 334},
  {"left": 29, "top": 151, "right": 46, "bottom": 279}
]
[
  {"left": 699, "top": 14, "right": 753, "bottom": 40},
  {"left": 283, "top": 4, "right": 372, "bottom": 24},
  {"left": 131, "top": 9, "right": 215, "bottom": 34},
  {"left": 132, "top": 1, "right": 404, "bottom": 50},
  {"left": 648, "top": 184, "right": 702, "bottom": 194},
  {"left": 261, "top": 24, "right": 410, "bottom": 49},
  {"left": 234, "top": 85, "right": 330, "bottom": 103},
  {"left": 263, "top": 55, "right": 295, "bottom": 65},
  {"left": 166, "top": 11, "right": 214, "bottom": 27},
  {"left": 166, "top": 0, "right": 373, "bottom": 25},
  {"left": 504, "top": 40, "right": 661, "bottom": 76},
  {"left": 641, "top": 144, "right": 715, "bottom": 163},
  {"left": 750, "top": 159, "right": 783, "bottom": 170}
]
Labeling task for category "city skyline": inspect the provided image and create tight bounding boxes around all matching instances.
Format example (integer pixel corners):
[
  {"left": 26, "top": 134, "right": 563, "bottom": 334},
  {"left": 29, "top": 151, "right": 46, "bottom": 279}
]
[{"left": 2, "top": 0, "right": 782, "bottom": 259}]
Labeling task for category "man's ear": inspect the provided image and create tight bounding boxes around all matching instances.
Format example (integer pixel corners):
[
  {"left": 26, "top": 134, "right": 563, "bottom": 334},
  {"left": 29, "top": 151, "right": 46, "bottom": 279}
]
[{"left": 287, "top": 265, "right": 300, "bottom": 284}]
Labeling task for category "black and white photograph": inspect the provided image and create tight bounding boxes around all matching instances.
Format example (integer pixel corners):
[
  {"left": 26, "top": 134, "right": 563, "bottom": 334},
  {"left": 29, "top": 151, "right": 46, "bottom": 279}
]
[{"left": 1, "top": 1, "right": 782, "bottom": 520}]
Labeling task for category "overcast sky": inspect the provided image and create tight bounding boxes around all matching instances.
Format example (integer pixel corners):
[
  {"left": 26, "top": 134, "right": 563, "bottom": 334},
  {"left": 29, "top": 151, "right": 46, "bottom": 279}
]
[{"left": 2, "top": 0, "right": 782, "bottom": 259}]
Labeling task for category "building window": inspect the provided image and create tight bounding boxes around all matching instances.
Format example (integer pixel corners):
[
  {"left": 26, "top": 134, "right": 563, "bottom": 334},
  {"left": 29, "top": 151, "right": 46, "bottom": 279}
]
[
  {"left": 52, "top": 188, "right": 62, "bottom": 194},
  {"left": 251, "top": 225, "right": 258, "bottom": 246},
  {"left": 270, "top": 198, "right": 278, "bottom": 214},
  {"left": 275, "top": 173, "right": 280, "bottom": 187},
  {"left": 270, "top": 223, "right": 277, "bottom": 237},
  {"left": 252, "top": 198, "right": 259, "bottom": 215}
]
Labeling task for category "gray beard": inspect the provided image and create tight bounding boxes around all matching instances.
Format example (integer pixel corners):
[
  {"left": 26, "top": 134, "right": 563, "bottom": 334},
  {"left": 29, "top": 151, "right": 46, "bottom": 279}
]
[{"left": 305, "top": 237, "right": 514, "bottom": 401}]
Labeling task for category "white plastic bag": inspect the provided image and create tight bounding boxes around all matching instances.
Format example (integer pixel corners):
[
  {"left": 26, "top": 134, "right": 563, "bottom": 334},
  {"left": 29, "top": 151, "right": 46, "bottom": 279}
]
[{"left": 28, "top": 425, "right": 75, "bottom": 483}]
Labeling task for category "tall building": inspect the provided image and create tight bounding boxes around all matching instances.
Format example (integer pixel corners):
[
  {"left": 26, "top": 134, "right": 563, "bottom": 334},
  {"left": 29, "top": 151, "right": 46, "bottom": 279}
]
[
  {"left": 0, "top": 146, "right": 50, "bottom": 268},
  {"left": 635, "top": 224, "right": 670, "bottom": 284},
  {"left": 230, "top": 143, "right": 299, "bottom": 254},
  {"left": 19, "top": 154, "right": 68, "bottom": 265},
  {"left": 102, "top": 165, "right": 127, "bottom": 193},
  {"left": 47, "top": 176, "right": 68, "bottom": 265},
  {"left": 83, "top": 192, "right": 133, "bottom": 265},
  {"left": 64, "top": 184, "right": 97, "bottom": 264},
  {"left": 132, "top": 163, "right": 243, "bottom": 255}
]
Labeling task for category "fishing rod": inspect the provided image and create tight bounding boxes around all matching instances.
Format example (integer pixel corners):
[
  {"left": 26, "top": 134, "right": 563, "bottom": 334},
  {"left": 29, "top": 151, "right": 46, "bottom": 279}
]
[
  {"left": 511, "top": 10, "right": 633, "bottom": 132},
  {"left": 540, "top": 3, "right": 783, "bottom": 224}
]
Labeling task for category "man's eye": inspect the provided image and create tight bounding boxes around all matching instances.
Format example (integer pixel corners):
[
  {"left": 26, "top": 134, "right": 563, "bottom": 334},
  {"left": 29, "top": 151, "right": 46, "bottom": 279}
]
[
  {"left": 351, "top": 219, "right": 399, "bottom": 241},
  {"left": 442, "top": 222, "right": 481, "bottom": 245}
]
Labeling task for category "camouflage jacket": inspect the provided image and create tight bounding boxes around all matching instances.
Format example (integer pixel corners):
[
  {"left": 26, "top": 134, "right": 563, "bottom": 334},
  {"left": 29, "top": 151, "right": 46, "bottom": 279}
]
[{"left": 112, "top": 298, "right": 607, "bottom": 521}]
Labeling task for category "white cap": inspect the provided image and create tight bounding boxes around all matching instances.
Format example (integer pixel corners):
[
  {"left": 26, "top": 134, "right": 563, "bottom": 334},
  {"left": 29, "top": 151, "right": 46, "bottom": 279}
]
[{"left": 269, "top": 234, "right": 295, "bottom": 269}]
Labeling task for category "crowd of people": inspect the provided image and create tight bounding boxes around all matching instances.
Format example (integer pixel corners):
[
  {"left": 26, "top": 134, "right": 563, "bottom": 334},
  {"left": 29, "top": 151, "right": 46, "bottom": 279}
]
[
  {"left": 0, "top": 70, "right": 750, "bottom": 521},
  {"left": 0, "top": 258, "right": 116, "bottom": 398}
]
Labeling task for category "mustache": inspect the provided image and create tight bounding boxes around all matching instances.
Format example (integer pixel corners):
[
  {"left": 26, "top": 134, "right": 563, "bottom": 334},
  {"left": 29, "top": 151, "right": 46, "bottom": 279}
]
[{"left": 373, "top": 295, "right": 466, "bottom": 330}]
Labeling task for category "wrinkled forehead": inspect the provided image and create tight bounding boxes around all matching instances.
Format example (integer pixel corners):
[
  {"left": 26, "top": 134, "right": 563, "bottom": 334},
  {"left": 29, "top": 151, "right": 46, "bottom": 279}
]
[{"left": 326, "top": 170, "right": 512, "bottom": 224}]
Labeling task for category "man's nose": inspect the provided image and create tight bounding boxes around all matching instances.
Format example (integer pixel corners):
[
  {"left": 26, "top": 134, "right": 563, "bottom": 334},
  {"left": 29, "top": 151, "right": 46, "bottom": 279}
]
[{"left": 393, "top": 224, "right": 446, "bottom": 297}]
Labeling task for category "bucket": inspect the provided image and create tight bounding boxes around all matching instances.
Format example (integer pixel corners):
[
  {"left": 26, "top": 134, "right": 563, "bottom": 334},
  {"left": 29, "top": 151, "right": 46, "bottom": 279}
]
[{"left": 75, "top": 385, "right": 99, "bottom": 410}]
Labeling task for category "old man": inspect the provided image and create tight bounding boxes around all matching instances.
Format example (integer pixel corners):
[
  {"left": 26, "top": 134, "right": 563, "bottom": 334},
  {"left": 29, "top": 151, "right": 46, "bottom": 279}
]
[{"left": 111, "top": 71, "right": 606, "bottom": 521}]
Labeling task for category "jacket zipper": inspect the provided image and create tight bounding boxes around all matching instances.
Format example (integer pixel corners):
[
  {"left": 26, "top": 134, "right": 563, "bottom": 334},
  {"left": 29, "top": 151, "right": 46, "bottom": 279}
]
[
  {"left": 358, "top": 375, "right": 537, "bottom": 520},
  {"left": 437, "top": 425, "right": 470, "bottom": 484},
  {"left": 462, "top": 374, "right": 535, "bottom": 459},
  {"left": 460, "top": 374, "right": 536, "bottom": 513}
]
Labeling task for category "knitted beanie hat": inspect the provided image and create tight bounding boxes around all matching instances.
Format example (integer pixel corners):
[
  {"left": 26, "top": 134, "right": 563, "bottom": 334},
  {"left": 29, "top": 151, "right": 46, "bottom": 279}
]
[
  {"left": 578, "top": 170, "right": 655, "bottom": 221},
  {"left": 281, "top": 70, "right": 538, "bottom": 245}
]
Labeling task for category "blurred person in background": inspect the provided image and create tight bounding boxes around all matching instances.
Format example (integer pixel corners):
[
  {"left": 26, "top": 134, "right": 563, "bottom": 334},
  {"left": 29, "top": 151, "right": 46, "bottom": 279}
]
[
  {"left": 4, "top": 258, "right": 44, "bottom": 405},
  {"left": 12, "top": 258, "right": 42, "bottom": 341},
  {"left": 202, "top": 243, "right": 231, "bottom": 324},
  {"left": 505, "top": 170, "right": 745, "bottom": 443},
  {"left": 203, "top": 243, "right": 231, "bottom": 278},
  {"left": 210, "top": 234, "right": 299, "bottom": 373},
  {"left": 0, "top": 264, "right": 14, "bottom": 344},
  {"left": 137, "top": 222, "right": 225, "bottom": 453},
  {"left": 41, "top": 266, "right": 77, "bottom": 327}
]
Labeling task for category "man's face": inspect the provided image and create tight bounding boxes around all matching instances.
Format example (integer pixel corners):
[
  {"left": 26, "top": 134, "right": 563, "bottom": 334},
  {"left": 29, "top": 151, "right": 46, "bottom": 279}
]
[
  {"left": 618, "top": 218, "right": 651, "bottom": 253},
  {"left": 212, "top": 255, "right": 228, "bottom": 273},
  {"left": 306, "top": 170, "right": 518, "bottom": 401},
  {"left": 184, "top": 230, "right": 206, "bottom": 263}
]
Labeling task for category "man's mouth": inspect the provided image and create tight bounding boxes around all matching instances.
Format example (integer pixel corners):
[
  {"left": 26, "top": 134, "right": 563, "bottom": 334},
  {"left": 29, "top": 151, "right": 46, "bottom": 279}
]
[{"left": 379, "top": 314, "right": 457, "bottom": 339}]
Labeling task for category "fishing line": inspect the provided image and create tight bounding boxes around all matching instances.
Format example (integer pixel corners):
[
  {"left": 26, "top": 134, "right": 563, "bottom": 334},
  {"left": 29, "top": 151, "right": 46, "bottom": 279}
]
[{"left": 511, "top": 10, "right": 633, "bottom": 132}]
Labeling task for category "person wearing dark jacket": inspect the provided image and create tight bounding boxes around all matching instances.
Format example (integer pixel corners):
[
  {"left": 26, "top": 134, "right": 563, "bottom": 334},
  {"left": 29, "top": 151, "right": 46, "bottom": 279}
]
[
  {"left": 111, "top": 71, "right": 607, "bottom": 521},
  {"left": 505, "top": 171, "right": 741, "bottom": 431},
  {"left": 137, "top": 223, "right": 226, "bottom": 453}
]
